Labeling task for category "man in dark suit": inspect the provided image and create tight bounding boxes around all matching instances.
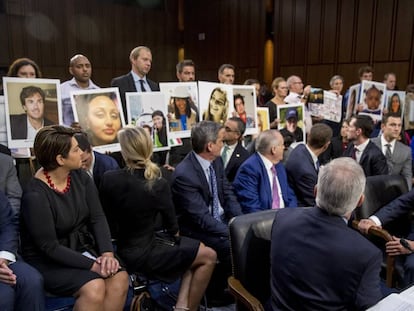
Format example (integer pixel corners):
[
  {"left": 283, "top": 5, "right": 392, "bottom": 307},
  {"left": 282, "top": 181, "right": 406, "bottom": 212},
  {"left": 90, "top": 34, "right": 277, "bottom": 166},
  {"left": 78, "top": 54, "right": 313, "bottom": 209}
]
[
  {"left": 111, "top": 46, "right": 160, "bottom": 120},
  {"left": 0, "top": 153, "right": 22, "bottom": 213},
  {"left": 221, "top": 117, "right": 249, "bottom": 182},
  {"left": 285, "top": 123, "right": 332, "bottom": 207},
  {"left": 371, "top": 113, "right": 412, "bottom": 189},
  {"left": 271, "top": 158, "right": 382, "bottom": 310},
  {"left": 172, "top": 121, "right": 242, "bottom": 303},
  {"left": 10, "top": 86, "right": 54, "bottom": 140},
  {"left": 74, "top": 132, "right": 119, "bottom": 187},
  {"left": 0, "top": 191, "right": 44, "bottom": 310},
  {"left": 233, "top": 129, "right": 297, "bottom": 213},
  {"left": 359, "top": 189, "right": 414, "bottom": 286},
  {"left": 343, "top": 114, "right": 388, "bottom": 176}
]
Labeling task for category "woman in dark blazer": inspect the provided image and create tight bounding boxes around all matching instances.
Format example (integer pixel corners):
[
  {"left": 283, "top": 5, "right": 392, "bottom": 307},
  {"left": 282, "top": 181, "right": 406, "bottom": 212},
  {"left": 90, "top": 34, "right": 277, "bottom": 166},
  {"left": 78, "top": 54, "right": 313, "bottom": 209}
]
[{"left": 99, "top": 126, "right": 216, "bottom": 311}]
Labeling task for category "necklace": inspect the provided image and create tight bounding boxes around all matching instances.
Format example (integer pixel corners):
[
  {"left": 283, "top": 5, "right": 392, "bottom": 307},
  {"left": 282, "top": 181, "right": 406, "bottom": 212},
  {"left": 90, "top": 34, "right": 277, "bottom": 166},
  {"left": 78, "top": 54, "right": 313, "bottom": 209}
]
[{"left": 43, "top": 170, "right": 71, "bottom": 194}]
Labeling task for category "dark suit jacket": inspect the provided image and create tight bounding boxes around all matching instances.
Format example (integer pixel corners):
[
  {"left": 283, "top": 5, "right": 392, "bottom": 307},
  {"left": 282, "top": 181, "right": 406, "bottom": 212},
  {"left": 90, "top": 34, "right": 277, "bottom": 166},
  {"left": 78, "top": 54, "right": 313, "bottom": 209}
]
[
  {"left": 0, "top": 153, "right": 22, "bottom": 213},
  {"left": 319, "top": 136, "right": 347, "bottom": 165},
  {"left": 271, "top": 207, "right": 382, "bottom": 310},
  {"left": 10, "top": 114, "right": 54, "bottom": 139},
  {"left": 111, "top": 72, "right": 160, "bottom": 120},
  {"left": 371, "top": 136, "right": 412, "bottom": 189},
  {"left": 343, "top": 140, "right": 388, "bottom": 176},
  {"left": 233, "top": 153, "right": 297, "bottom": 213},
  {"left": 374, "top": 189, "right": 414, "bottom": 224},
  {"left": 171, "top": 151, "right": 242, "bottom": 242},
  {"left": 285, "top": 144, "right": 318, "bottom": 207},
  {"left": 224, "top": 142, "right": 249, "bottom": 183},
  {"left": 0, "top": 191, "right": 19, "bottom": 255},
  {"left": 93, "top": 151, "right": 119, "bottom": 187}
]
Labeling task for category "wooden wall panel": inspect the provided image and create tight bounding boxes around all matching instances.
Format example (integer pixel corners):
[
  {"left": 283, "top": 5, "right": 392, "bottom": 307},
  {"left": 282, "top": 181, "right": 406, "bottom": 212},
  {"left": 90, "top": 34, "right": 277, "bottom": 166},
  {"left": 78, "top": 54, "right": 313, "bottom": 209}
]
[
  {"left": 274, "top": 0, "right": 414, "bottom": 90},
  {"left": 1, "top": 0, "right": 179, "bottom": 86}
]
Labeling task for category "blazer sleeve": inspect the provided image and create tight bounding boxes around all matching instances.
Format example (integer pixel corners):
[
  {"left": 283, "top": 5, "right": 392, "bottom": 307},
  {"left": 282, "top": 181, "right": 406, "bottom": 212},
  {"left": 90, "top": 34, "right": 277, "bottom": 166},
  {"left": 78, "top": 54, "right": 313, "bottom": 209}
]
[
  {"left": 0, "top": 191, "right": 19, "bottom": 255},
  {"left": 2, "top": 155, "right": 22, "bottom": 213},
  {"left": 375, "top": 189, "right": 414, "bottom": 224},
  {"left": 400, "top": 146, "right": 412, "bottom": 190},
  {"left": 172, "top": 168, "right": 229, "bottom": 237},
  {"left": 233, "top": 162, "right": 263, "bottom": 214},
  {"left": 354, "top": 249, "right": 382, "bottom": 309},
  {"left": 276, "top": 163, "right": 297, "bottom": 207}
]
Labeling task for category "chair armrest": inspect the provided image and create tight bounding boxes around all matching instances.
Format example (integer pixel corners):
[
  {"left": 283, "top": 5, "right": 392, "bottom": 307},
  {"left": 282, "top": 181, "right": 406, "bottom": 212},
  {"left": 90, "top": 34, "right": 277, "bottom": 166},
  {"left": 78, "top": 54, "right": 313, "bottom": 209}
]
[
  {"left": 228, "top": 276, "right": 264, "bottom": 311},
  {"left": 352, "top": 220, "right": 395, "bottom": 287}
]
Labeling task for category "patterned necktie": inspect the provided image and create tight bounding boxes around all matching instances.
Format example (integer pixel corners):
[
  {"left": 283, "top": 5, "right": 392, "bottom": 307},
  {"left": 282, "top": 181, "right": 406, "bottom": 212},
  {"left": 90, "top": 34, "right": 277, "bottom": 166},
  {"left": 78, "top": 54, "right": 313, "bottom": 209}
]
[
  {"left": 271, "top": 166, "right": 280, "bottom": 209},
  {"left": 385, "top": 143, "right": 393, "bottom": 172},
  {"left": 139, "top": 79, "right": 146, "bottom": 92},
  {"left": 221, "top": 145, "right": 230, "bottom": 167},
  {"left": 209, "top": 165, "right": 221, "bottom": 221},
  {"left": 351, "top": 147, "right": 357, "bottom": 161}
]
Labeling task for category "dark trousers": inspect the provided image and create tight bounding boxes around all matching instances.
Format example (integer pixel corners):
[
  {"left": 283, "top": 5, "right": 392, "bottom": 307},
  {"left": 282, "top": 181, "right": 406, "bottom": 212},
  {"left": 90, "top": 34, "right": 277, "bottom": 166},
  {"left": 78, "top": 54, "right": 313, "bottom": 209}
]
[{"left": 0, "top": 261, "right": 45, "bottom": 311}]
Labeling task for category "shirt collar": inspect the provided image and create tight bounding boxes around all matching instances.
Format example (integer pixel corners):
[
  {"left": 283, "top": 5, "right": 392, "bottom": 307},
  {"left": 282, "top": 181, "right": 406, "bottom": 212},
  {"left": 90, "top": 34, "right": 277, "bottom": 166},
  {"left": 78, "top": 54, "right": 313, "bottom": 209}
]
[
  {"left": 380, "top": 135, "right": 396, "bottom": 149},
  {"left": 193, "top": 151, "right": 212, "bottom": 172},
  {"left": 305, "top": 144, "right": 318, "bottom": 165},
  {"left": 355, "top": 138, "right": 370, "bottom": 153},
  {"left": 131, "top": 70, "right": 146, "bottom": 83},
  {"left": 258, "top": 152, "right": 274, "bottom": 172}
]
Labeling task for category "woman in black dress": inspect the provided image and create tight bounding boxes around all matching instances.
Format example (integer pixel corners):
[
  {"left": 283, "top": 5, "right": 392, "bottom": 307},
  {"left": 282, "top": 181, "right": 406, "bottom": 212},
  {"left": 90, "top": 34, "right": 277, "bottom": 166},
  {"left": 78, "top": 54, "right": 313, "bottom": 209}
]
[
  {"left": 20, "top": 125, "right": 129, "bottom": 311},
  {"left": 100, "top": 126, "right": 217, "bottom": 311}
]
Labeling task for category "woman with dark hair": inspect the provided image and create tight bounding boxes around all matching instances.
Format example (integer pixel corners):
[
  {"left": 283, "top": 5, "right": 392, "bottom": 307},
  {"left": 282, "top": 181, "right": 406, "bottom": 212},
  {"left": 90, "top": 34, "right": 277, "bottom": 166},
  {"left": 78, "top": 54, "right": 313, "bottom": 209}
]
[
  {"left": 100, "top": 126, "right": 216, "bottom": 311},
  {"left": 75, "top": 92, "right": 122, "bottom": 146},
  {"left": 7, "top": 57, "right": 42, "bottom": 78},
  {"left": 20, "top": 125, "right": 129, "bottom": 311},
  {"left": 152, "top": 110, "right": 167, "bottom": 147},
  {"left": 388, "top": 93, "right": 402, "bottom": 114},
  {"left": 169, "top": 86, "right": 198, "bottom": 132}
]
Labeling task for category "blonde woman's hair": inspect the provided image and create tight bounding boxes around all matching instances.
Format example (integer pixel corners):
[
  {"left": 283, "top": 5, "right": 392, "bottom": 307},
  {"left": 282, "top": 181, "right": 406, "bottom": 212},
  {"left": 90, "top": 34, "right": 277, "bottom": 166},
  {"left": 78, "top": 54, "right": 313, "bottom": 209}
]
[{"left": 118, "top": 126, "right": 160, "bottom": 188}]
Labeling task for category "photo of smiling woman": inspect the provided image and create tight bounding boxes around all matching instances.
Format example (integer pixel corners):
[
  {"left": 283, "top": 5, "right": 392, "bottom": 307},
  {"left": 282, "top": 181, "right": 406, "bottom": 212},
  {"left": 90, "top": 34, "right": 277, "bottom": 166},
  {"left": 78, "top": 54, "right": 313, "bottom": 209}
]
[
  {"left": 203, "top": 87, "right": 229, "bottom": 125},
  {"left": 72, "top": 89, "right": 124, "bottom": 149}
]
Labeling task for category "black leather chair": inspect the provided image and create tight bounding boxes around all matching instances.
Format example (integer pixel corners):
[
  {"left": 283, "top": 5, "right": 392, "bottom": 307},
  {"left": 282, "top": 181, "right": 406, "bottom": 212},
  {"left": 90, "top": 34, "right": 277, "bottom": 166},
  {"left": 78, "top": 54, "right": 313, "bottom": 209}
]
[
  {"left": 352, "top": 174, "right": 410, "bottom": 287},
  {"left": 228, "top": 209, "right": 277, "bottom": 311}
]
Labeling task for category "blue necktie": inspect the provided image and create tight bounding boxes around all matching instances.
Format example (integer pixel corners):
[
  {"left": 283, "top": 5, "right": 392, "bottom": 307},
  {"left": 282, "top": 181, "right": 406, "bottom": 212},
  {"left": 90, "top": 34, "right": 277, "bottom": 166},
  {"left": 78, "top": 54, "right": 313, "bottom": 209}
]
[{"left": 209, "top": 165, "right": 221, "bottom": 221}]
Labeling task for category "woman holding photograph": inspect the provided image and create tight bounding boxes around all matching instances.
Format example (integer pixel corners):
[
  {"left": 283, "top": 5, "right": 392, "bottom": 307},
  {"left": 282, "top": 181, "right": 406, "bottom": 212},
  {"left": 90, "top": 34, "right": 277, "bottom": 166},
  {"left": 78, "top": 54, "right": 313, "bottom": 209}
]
[
  {"left": 76, "top": 92, "right": 122, "bottom": 146},
  {"left": 265, "top": 77, "right": 288, "bottom": 129},
  {"left": 203, "top": 87, "right": 229, "bottom": 125},
  {"left": 20, "top": 125, "right": 129, "bottom": 311},
  {"left": 100, "top": 127, "right": 216, "bottom": 311},
  {"left": 169, "top": 86, "right": 198, "bottom": 132}
]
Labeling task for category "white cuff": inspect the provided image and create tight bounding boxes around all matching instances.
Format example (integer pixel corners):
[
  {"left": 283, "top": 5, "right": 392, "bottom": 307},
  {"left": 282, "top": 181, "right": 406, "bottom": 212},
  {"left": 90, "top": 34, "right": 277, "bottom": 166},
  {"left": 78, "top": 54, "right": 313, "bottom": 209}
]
[
  {"left": 0, "top": 251, "right": 16, "bottom": 263},
  {"left": 369, "top": 215, "right": 382, "bottom": 227}
]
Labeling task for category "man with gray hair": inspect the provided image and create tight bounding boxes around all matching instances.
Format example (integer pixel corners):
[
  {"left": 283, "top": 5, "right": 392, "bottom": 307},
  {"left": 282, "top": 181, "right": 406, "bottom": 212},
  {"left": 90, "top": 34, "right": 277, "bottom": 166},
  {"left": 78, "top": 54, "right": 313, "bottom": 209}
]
[
  {"left": 233, "top": 129, "right": 297, "bottom": 213},
  {"left": 111, "top": 46, "right": 160, "bottom": 120},
  {"left": 270, "top": 157, "right": 383, "bottom": 310}
]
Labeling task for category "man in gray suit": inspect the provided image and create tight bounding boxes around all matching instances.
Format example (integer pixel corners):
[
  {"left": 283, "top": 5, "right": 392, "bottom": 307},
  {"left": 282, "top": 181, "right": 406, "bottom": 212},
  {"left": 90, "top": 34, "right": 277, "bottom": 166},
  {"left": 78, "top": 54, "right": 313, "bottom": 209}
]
[
  {"left": 372, "top": 113, "right": 412, "bottom": 189},
  {"left": 0, "top": 153, "right": 22, "bottom": 213}
]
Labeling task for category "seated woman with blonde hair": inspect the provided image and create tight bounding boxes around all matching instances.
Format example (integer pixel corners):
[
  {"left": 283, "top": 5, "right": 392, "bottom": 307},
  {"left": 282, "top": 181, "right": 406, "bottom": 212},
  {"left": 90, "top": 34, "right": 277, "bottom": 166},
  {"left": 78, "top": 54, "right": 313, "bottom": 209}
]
[
  {"left": 100, "top": 126, "right": 217, "bottom": 311},
  {"left": 20, "top": 125, "right": 129, "bottom": 311}
]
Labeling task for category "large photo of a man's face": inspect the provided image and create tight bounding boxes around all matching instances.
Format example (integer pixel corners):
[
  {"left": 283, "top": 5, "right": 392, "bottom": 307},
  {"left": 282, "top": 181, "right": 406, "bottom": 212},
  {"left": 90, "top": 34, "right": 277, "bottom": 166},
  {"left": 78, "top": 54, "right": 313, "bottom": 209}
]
[{"left": 3, "top": 77, "right": 61, "bottom": 148}]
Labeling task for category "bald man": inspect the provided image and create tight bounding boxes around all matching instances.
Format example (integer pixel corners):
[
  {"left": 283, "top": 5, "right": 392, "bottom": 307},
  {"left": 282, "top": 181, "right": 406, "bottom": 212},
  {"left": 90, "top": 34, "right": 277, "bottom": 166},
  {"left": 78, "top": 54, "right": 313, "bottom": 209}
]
[{"left": 60, "top": 54, "right": 100, "bottom": 126}]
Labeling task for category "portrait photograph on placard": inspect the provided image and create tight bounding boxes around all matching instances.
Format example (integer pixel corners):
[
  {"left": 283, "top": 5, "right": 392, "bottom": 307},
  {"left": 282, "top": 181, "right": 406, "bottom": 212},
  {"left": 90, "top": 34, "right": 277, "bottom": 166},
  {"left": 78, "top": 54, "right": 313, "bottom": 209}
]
[
  {"left": 277, "top": 103, "right": 305, "bottom": 145},
  {"left": 3, "top": 77, "right": 61, "bottom": 148},
  {"left": 126, "top": 91, "right": 171, "bottom": 152},
  {"left": 345, "top": 84, "right": 360, "bottom": 120},
  {"left": 159, "top": 82, "right": 199, "bottom": 139},
  {"left": 386, "top": 90, "right": 406, "bottom": 118},
  {"left": 257, "top": 107, "right": 270, "bottom": 133},
  {"left": 358, "top": 80, "right": 386, "bottom": 121},
  {"left": 232, "top": 85, "right": 258, "bottom": 136},
  {"left": 71, "top": 87, "right": 125, "bottom": 153},
  {"left": 199, "top": 81, "right": 233, "bottom": 126}
]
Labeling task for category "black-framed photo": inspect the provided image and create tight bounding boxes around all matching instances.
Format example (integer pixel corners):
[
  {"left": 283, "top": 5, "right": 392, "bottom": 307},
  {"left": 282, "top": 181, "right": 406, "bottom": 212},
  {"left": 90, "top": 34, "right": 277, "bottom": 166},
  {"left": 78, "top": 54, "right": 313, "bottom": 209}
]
[
  {"left": 126, "top": 91, "right": 172, "bottom": 152},
  {"left": 159, "top": 82, "right": 199, "bottom": 139},
  {"left": 71, "top": 87, "right": 125, "bottom": 153},
  {"left": 3, "top": 77, "right": 61, "bottom": 148}
]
